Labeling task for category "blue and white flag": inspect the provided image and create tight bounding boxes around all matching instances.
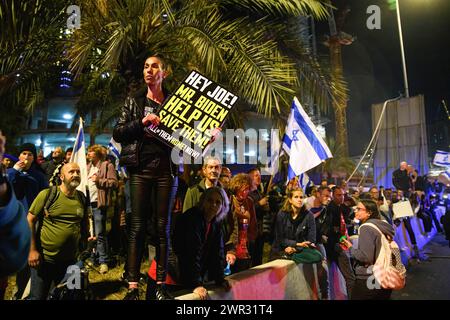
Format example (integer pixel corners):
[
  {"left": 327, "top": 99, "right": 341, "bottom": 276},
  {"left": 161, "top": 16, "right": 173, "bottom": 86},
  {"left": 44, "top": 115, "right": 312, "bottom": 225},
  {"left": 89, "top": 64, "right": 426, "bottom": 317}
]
[
  {"left": 439, "top": 168, "right": 450, "bottom": 185},
  {"left": 282, "top": 97, "right": 332, "bottom": 180},
  {"left": 266, "top": 129, "right": 281, "bottom": 176},
  {"left": 433, "top": 150, "right": 450, "bottom": 167},
  {"left": 298, "top": 172, "right": 313, "bottom": 191},
  {"left": 108, "top": 137, "right": 127, "bottom": 178},
  {"left": 70, "top": 117, "right": 88, "bottom": 195}
]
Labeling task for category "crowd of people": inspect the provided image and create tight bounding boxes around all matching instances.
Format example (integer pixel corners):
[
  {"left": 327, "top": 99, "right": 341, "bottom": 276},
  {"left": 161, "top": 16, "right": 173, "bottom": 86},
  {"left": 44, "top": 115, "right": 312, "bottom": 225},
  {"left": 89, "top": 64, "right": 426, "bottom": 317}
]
[
  {"left": 1, "top": 54, "right": 449, "bottom": 301},
  {"left": 1, "top": 133, "right": 448, "bottom": 301}
]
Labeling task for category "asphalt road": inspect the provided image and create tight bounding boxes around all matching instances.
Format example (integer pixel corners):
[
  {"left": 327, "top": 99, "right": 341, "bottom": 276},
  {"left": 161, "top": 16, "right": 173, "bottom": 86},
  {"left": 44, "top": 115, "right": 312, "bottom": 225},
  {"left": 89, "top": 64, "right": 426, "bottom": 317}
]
[{"left": 392, "top": 233, "right": 450, "bottom": 300}]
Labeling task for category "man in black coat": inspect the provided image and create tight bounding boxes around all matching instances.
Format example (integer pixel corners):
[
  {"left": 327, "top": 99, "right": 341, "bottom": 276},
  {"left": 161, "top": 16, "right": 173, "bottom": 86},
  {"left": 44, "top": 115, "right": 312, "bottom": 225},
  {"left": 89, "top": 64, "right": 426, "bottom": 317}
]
[
  {"left": 392, "top": 161, "right": 411, "bottom": 197},
  {"left": 324, "top": 186, "right": 355, "bottom": 299}
]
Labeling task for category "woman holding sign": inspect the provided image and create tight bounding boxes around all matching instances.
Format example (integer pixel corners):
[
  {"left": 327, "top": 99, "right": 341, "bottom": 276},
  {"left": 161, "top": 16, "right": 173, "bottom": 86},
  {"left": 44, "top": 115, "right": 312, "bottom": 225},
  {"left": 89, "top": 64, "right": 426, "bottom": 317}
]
[{"left": 113, "top": 54, "right": 178, "bottom": 300}]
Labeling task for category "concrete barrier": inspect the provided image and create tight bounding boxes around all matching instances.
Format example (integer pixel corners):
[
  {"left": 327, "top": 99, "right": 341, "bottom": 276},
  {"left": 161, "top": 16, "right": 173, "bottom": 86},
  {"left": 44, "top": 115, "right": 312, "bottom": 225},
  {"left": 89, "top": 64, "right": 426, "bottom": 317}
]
[
  {"left": 177, "top": 259, "right": 322, "bottom": 300},
  {"left": 176, "top": 206, "right": 445, "bottom": 300},
  {"left": 395, "top": 205, "right": 445, "bottom": 264}
]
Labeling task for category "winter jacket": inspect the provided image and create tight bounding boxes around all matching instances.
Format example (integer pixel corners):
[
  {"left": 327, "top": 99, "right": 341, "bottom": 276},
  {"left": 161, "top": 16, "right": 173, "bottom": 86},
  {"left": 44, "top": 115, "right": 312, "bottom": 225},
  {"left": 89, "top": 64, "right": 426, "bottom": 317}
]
[
  {"left": 7, "top": 166, "right": 48, "bottom": 211},
  {"left": 249, "top": 189, "right": 270, "bottom": 237},
  {"left": 87, "top": 161, "right": 118, "bottom": 208},
  {"left": 0, "top": 182, "right": 30, "bottom": 277},
  {"left": 182, "top": 179, "right": 223, "bottom": 213},
  {"left": 350, "top": 218, "right": 395, "bottom": 279},
  {"left": 112, "top": 87, "right": 174, "bottom": 171},
  {"left": 227, "top": 196, "right": 257, "bottom": 256},
  {"left": 324, "top": 201, "right": 351, "bottom": 258},
  {"left": 173, "top": 206, "right": 225, "bottom": 289},
  {"left": 271, "top": 207, "right": 316, "bottom": 256},
  {"left": 392, "top": 168, "right": 411, "bottom": 192}
]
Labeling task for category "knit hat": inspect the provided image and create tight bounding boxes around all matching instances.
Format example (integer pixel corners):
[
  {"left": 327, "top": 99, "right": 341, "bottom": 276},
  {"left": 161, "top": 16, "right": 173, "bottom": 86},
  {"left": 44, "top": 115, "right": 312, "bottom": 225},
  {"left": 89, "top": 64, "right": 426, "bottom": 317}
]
[
  {"left": 18, "top": 143, "right": 37, "bottom": 162},
  {"left": 4, "top": 153, "right": 19, "bottom": 162}
]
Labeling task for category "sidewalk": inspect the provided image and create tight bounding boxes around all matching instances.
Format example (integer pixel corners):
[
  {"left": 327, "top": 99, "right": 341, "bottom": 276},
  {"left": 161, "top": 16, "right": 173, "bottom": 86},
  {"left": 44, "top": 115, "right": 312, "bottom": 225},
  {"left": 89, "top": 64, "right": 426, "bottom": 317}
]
[{"left": 392, "top": 233, "right": 450, "bottom": 300}]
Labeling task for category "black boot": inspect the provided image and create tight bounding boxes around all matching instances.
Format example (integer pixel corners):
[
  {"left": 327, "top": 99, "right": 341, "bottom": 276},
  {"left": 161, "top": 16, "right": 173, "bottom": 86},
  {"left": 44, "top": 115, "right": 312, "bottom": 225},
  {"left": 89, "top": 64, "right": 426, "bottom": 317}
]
[
  {"left": 155, "top": 284, "right": 174, "bottom": 300},
  {"left": 123, "top": 288, "right": 139, "bottom": 300}
]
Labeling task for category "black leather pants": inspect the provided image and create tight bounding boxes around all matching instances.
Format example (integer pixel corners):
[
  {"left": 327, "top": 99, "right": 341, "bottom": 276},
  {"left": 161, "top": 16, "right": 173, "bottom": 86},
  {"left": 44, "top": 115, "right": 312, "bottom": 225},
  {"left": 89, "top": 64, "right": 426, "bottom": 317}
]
[{"left": 127, "top": 171, "right": 178, "bottom": 283}]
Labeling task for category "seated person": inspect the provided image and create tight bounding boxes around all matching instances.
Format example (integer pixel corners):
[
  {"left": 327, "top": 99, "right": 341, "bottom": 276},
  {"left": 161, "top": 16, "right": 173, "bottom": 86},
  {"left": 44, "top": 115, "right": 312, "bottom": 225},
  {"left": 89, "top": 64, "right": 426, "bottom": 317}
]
[
  {"left": 146, "top": 187, "right": 231, "bottom": 300},
  {"left": 271, "top": 187, "right": 316, "bottom": 259}
]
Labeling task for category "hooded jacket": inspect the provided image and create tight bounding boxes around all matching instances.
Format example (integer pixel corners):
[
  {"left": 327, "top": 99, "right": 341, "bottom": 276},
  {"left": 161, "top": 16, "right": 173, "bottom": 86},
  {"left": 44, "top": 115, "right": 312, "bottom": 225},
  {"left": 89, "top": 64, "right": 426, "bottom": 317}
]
[{"left": 350, "top": 218, "right": 395, "bottom": 279}]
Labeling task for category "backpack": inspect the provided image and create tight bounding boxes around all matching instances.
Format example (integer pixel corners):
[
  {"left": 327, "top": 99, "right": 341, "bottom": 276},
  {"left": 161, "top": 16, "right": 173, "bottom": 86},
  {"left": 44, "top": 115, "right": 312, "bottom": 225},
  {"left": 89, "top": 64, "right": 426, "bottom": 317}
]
[
  {"left": 361, "top": 223, "right": 406, "bottom": 290},
  {"left": 48, "top": 261, "right": 94, "bottom": 300},
  {"left": 36, "top": 186, "right": 88, "bottom": 251}
]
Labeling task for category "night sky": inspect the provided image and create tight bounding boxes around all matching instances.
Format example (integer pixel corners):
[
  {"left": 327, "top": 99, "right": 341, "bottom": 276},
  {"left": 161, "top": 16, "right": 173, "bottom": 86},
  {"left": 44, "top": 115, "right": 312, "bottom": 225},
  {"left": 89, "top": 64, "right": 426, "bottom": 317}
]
[{"left": 317, "top": 0, "right": 450, "bottom": 156}]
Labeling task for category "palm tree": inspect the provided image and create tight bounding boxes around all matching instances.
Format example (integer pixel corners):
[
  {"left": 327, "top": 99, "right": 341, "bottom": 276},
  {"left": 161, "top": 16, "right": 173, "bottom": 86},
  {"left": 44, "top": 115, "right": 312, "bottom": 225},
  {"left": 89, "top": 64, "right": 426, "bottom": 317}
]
[
  {"left": 67, "top": 0, "right": 342, "bottom": 135},
  {"left": 323, "top": 3, "right": 354, "bottom": 157},
  {"left": 0, "top": 0, "right": 67, "bottom": 140},
  {"left": 318, "top": 137, "right": 355, "bottom": 182}
]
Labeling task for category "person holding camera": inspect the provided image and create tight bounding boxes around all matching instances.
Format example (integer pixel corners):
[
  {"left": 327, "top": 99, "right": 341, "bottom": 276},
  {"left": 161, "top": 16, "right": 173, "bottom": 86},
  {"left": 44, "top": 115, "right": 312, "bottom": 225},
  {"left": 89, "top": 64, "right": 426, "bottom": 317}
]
[{"left": 0, "top": 131, "right": 31, "bottom": 299}]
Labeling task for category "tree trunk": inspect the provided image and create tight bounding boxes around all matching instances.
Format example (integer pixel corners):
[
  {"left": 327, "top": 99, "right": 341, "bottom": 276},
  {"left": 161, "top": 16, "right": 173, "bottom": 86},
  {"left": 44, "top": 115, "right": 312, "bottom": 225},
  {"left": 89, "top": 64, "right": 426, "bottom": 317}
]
[
  {"left": 329, "top": 37, "right": 349, "bottom": 157},
  {"left": 90, "top": 110, "right": 97, "bottom": 146}
]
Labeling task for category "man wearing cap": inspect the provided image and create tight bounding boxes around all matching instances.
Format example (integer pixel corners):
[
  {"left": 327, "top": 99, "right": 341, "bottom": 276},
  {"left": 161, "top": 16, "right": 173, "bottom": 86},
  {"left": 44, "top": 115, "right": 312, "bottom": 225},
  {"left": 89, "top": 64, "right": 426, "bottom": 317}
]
[
  {"left": 7, "top": 143, "right": 48, "bottom": 211},
  {"left": 2, "top": 153, "right": 16, "bottom": 169},
  {"left": 6, "top": 142, "right": 48, "bottom": 299}
]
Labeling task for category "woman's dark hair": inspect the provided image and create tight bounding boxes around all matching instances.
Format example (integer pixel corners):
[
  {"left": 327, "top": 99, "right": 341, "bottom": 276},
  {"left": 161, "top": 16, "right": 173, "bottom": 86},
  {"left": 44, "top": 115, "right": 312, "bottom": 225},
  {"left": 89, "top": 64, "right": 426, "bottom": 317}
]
[
  {"left": 359, "top": 199, "right": 381, "bottom": 220},
  {"left": 198, "top": 187, "right": 229, "bottom": 222},
  {"left": 143, "top": 53, "right": 170, "bottom": 73}
]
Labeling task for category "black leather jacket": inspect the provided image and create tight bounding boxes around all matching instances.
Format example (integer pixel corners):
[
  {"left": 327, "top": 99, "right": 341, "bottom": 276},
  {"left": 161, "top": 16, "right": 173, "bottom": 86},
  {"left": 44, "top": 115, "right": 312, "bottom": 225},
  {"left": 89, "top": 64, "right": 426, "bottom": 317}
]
[{"left": 112, "top": 87, "right": 172, "bottom": 170}]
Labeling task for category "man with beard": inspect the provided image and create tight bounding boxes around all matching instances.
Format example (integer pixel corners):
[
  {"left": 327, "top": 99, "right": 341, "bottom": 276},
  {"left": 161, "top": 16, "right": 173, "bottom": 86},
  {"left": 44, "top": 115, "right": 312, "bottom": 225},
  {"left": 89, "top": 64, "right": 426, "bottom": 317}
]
[
  {"left": 27, "top": 163, "right": 90, "bottom": 300},
  {"left": 183, "top": 156, "right": 223, "bottom": 213}
]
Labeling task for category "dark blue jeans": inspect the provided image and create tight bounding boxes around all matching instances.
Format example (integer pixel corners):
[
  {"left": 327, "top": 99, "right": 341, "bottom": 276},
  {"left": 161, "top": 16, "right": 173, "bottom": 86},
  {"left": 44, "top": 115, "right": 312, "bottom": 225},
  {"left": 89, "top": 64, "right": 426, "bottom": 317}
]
[
  {"left": 92, "top": 206, "right": 109, "bottom": 264},
  {"left": 29, "top": 260, "right": 73, "bottom": 300}
]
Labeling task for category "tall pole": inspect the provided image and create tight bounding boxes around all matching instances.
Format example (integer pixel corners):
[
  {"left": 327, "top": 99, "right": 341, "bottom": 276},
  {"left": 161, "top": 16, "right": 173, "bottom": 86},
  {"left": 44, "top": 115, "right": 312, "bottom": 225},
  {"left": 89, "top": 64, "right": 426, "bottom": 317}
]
[{"left": 396, "top": 0, "right": 410, "bottom": 98}]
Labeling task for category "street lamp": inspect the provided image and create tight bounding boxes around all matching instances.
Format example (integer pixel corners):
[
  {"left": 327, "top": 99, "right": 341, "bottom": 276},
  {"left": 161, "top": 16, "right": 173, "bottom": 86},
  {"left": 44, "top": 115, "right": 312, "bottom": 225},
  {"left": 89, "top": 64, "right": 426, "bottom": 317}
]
[{"left": 395, "top": 0, "right": 410, "bottom": 98}]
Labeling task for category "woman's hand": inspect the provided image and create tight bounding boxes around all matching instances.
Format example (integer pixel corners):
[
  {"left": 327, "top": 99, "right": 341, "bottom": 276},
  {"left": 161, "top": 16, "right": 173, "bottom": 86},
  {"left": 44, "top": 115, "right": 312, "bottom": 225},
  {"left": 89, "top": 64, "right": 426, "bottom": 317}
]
[
  {"left": 193, "top": 286, "right": 208, "bottom": 300},
  {"left": 142, "top": 114, "right": 160, "bottom": 126},
  {"left": 226, "top": 253, "right": 236, "bottom": 265},
  {"left": 209, "top": 127, "right": 222, "bottom": 141},
  {"left": 340, "top": 238, "right": 352, "bottom": 249},
  {"left": 284, "top": 247, "right": 296, "bottom": 255},
  {"left": 296, "top": 241, "right": 311, "bottom": 248}
]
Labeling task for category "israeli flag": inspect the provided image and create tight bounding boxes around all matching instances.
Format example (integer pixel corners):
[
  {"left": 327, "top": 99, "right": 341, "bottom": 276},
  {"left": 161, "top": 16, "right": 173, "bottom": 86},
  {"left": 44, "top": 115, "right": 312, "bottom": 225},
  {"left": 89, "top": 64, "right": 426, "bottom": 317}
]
[
  {"left": 443, "top": 169, "right": 450, "bottom": 180},
  {"left": 70, "top": 118, "right": 88, "bottom": 195},
  {"left": 282, "top": 97, "right": 332, "bottom": 180},
  {"left": 433, "top": 150, "right": 450, "bottom": 167},
  {"left": 108, "top": 137, "right": 127, "bottom": 178},
  {"left": 299, "top": 172, "right": 313, "bottom": 191}
]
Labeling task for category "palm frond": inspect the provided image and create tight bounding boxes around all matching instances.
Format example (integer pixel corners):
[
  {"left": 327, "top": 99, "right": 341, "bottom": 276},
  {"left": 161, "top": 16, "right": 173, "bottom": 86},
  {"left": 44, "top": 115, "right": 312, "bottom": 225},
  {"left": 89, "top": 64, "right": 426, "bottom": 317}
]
[{"left": 221, "top": 0, "right": 331, "bottom": 19}]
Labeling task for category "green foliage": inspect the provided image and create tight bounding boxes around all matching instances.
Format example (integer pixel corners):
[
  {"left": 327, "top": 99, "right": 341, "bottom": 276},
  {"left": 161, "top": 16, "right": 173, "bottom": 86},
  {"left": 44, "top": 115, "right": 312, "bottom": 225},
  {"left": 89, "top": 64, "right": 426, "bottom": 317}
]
[
  {"left": 318, "top": 137, "right": 355, "bottom": 176},
  {"left": 67, "top": 0, "right": 339, "bottom": 130},
  {"left": 0, "top": 0, "right": 68, "bottom": 140}
]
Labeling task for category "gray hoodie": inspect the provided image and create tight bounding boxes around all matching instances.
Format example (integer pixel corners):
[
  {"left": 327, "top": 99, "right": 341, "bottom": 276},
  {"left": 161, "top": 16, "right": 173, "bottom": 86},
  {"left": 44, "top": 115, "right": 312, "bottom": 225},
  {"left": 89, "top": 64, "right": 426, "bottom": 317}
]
[{"left": 350, "top": 218, "right": 395, "bottom": 279}]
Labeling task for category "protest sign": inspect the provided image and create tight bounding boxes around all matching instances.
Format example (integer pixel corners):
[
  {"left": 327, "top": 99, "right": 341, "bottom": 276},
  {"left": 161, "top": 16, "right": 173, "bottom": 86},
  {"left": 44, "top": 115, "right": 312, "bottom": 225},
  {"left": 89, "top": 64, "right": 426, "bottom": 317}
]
[
  {"left": 392, "top": 200, "right": 414, "bottom": 220},
  {"left": 146, "top": 70, "right": 238, "bottom": 159}
]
